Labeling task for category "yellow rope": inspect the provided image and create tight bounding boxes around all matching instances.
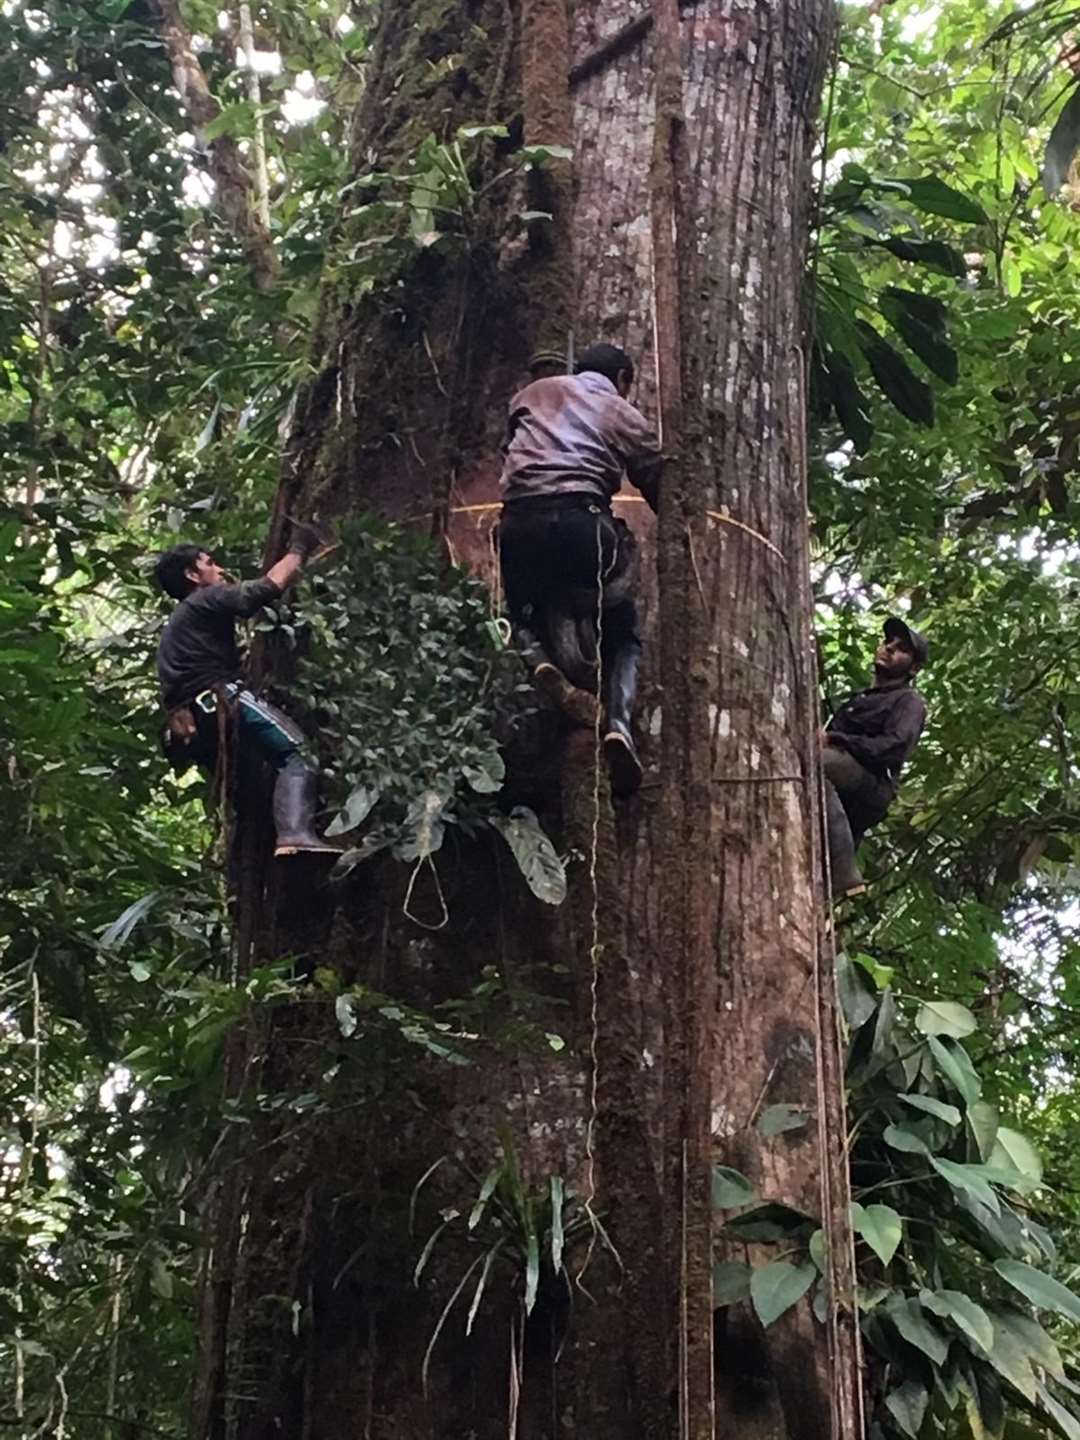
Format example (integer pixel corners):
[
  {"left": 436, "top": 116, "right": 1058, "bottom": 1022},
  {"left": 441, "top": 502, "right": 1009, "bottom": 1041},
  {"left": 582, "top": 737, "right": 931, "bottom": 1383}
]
[
  {"left": 704, "top": 509, "right": 786, "bottom": 562},
  {"left": 413, "top": 497, "right": 788, "bottom": 565}
]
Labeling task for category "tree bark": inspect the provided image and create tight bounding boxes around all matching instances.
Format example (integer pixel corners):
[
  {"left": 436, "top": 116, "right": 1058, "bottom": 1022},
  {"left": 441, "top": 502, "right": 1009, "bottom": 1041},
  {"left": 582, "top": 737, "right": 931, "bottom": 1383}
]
[{"left": 188, "top": 3, "right": 860, "bottom": 1437}]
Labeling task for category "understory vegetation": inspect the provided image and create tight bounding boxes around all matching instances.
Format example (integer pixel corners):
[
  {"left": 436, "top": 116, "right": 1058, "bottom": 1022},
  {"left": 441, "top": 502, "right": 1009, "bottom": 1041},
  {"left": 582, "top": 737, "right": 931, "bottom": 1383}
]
[{"left": 8, "top": 0, "right": 1080, "bottom": 1436}]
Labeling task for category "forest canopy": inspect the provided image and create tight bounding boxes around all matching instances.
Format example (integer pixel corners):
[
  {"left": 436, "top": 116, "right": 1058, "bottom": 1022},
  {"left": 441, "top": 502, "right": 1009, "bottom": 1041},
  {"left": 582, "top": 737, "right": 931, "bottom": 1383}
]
[{"left": 6, "top": 0, "right": 1080, "bottom": 1437}]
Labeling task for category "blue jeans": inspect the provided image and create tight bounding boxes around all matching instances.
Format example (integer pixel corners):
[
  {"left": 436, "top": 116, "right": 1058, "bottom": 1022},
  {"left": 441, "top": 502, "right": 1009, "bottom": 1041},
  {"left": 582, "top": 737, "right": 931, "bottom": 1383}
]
[{"left": 193, "top": 685, "right": 309, "bottom": 774}]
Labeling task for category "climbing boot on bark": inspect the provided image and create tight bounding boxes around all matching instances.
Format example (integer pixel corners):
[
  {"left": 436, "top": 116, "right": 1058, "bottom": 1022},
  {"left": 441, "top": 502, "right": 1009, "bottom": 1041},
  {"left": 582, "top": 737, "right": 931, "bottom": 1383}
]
[
  {"left": 272, "top": 765, "right": 340, "bottom": 858},
  {"left": 536, "top": 668, "right": 600, "bottom": 729},
  {"left": 824, "top": 781, "right": 866, "bottom": 899},
  {"left": 603, "top": 645, "right": 643, "bottom": 797},
  {"left": 518, "top": 626, "right": 600, "bottom": 728}
]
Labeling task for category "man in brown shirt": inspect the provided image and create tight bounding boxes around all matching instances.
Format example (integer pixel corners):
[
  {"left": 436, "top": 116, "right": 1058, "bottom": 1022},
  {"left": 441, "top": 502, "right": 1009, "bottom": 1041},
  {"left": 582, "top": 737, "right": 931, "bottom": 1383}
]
[
  {"left": 822, "top": 616, "right": 928, "bottom": 897},
  {"left": 498, "top": 343, "right": 663, "bottom": 796}
]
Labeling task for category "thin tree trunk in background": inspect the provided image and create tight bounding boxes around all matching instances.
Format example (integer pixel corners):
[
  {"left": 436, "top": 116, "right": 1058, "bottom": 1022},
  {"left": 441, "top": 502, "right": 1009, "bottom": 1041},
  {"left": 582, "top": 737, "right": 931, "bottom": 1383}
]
[
  {"left": 238, "top": 3, "right": 271, "bottom": 232},
  {"left": 151, "top": 0, "right": 278, "bottom": 291},
  {"left": 188, "top": 4, "right": 859, "bottom": 1436}
]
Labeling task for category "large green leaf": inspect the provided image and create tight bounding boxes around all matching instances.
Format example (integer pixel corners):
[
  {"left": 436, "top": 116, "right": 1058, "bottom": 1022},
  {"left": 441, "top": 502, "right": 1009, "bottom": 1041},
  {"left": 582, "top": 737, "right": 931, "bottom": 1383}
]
[
  {"left": 885, "top": 1294, "right": 950, "bottom": 1365},
  {"left": 954, "top": 1192, "right": 1028, "bottom": 1261},
  {"left": 712, "top": 1262, "right": 752, "bottom": 1307},
  {"left": 897, "top": 174, "right": 989, "bottom": 225},
  {"left": 749, "top": 1261, "right": 816, "bottom": 1328},
  {"left": 883, "top": 1123, "right": 932, "bottom": 1156},
  {"left": 1036, "top": 1380, "right": 1080, "bottom": 1440},
  {"left": 462, "top": 750, "right": 505, "bottom": 794},
  {"left": 489, "top": 806, "right": 566, "bottom": 905},
  {"left": 326, "top": 783, "right": 380, "bottom": 837},
  {"left": 900, "top": 1092, "right": 961, "bottom": 1126},
  {"left": 983, "top": 1314, "right": 1039, "bottom": 1402},
  {"left": 99, "top": 891, "right": 162, "bottom": 951},
  {"left": 958, "top": 1355, "right": 1006, "bottom": 1440},
  {"left": 723, "top": 1203, "right": 816, "bottom": 1243},
  {"left": 995, "top": 1261, "right": 1080, "bottom": 1325},
  {"left": 992, "top": 1307, "right": 1064, "bottom": 1382},
  {"left": 711, "top": 1166, "right": 756, "bottom": 1209},
  {"left": 927, "top": 1036, "right": 982, "bottom": 1105},
  {"left": 858, "top": 326, "right": 935, "bottom": 426},
  {"left": 968, "top": 1101, "right": 1000, "bottom": 1163},
  {"left": 885, "top": 1377, "right": 929, "bottom": 1437},
  {"left": 991, "top": 1128, "right": 1043, "bottom": 1187},
  {"left": 932, "top": 1157, "right": 1001, "bottom": 1215},
  {"left": 836, "top": 949, "right": 877, "bottom": 1028},
  {"left": 920, "top": 1289, "right": 994, "bottom": 1352},
  {"left": 915, "top": 999, "right": 977, "bottom": 1039},
  {"left": 825, "top": 349, "right": 874, "bottom": 453},
  {"left": 879, "top": 290, "right": 959, "bottom": 385},
  {"left": 880, "top": 235, "right": 966, "bottom": 276},
  {"left": 850, "top": 1202, "right": 902, "bottom": 1266}
]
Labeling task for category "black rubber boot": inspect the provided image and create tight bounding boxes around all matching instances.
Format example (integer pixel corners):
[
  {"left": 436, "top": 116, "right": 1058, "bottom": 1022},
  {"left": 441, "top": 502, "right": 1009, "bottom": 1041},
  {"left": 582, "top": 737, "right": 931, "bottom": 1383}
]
[
  {"left": 603, "top": 643, "right": 643, "bottom": 798},
  {"left": 824, "top": 781, "right": 866, "bottom": 899},
  {"left": 272, "top": 765, "right": 340, "bottom": 858}
]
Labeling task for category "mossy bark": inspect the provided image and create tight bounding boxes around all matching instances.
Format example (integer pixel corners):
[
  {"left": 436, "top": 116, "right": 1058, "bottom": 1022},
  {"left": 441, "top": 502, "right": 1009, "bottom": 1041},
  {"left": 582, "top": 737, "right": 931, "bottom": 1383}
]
[{"left": 190, "top": 4, "right": 858, "bottom": 1438}]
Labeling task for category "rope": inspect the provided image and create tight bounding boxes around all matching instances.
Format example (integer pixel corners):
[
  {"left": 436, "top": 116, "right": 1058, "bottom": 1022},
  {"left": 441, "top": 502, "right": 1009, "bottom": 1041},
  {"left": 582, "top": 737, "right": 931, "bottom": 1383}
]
[
  {"left": 704, "top": 509, "right": 786, "bottom": 562},
  {"left": 415, "top": 499, "right": 787, "bottom": 568},
  {"left": 579, "top": 512, "right": 611, "bottom": 1292}
]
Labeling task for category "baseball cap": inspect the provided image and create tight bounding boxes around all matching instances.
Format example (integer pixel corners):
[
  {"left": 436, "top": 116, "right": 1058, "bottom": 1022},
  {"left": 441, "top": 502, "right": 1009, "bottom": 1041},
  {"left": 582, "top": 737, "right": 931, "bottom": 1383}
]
[{"left": 884, "top": 615, "right": 928, "bottom": 669}]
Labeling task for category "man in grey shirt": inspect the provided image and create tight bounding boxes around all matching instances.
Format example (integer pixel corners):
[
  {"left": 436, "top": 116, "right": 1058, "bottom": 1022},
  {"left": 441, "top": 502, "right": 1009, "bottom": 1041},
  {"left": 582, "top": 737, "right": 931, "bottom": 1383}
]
[
  {"left": 154, "top": 528, "right": 338, "bottom": 857},
  {"left": 498, "top": 343, "right": 663, "bottom": 796}
]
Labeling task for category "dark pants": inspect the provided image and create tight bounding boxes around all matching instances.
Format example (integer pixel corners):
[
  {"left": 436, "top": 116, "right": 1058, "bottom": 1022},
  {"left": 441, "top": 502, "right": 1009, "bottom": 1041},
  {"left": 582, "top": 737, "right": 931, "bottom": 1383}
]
[
  {"left": 823, "top": 746, "right": 893, "bottom": 847},
  {"left": 499, "top": 493, "right": 640, "bottom": 663}
]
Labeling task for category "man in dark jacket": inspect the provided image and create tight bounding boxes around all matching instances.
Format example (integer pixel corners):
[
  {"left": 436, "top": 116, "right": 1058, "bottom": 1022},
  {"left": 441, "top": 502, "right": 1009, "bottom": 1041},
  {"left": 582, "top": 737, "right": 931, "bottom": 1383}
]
[
  {"left": 154, "top": 526, "right": 338, "bottom": 857},
  {"left": 822, "top": 615, "right": 928, "bottom": 897},
  {"left": 498, "top": 342, "right": 663, "bottom": 797}
]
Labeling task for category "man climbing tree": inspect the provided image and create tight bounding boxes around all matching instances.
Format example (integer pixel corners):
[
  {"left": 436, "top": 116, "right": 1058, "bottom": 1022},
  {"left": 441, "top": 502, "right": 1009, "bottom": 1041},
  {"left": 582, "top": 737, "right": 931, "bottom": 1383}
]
[
  {"left": 498, "top": 342, "right": 663, "bottom": 795},
  {"left": 184, "top": 2, "right": 863, "bottom": 1435},
  {"left": 154, "top": 527, "right": 339, "bottom": 857},
  {"left": 822, "top": 615, "right": 929, "bottom": 896}
]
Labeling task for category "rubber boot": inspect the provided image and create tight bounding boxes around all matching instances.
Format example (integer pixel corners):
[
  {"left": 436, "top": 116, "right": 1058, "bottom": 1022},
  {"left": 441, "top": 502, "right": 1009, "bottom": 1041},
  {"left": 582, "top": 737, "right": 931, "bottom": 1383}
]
[
  {"left": 518, "top": 626, "right": 599, "bottom": 729},
  {"left": 824, "top": 781, "right": 866, "bottom": 899},
  {"left": 272, "top": 765, "right": 341, "bottom": 858},
  {"left": 547, "top": 607, "right": 599, "bottom": 693},
  {"left": 603, "top": 643, "right": 643, "bottom": 798}
]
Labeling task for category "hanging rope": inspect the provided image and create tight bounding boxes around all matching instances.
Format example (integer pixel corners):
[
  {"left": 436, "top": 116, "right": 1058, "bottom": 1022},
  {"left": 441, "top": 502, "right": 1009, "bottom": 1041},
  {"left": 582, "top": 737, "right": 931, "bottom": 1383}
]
[{"left": 579, "top": 516, "right": 611, "bottom": 1294}]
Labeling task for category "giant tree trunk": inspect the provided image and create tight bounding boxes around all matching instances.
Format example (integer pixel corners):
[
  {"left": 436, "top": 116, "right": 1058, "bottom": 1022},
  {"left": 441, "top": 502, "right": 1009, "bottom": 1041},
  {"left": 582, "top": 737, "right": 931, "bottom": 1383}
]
[{"left": 190, "top": 3, "right": 859, "bottom": 1438}]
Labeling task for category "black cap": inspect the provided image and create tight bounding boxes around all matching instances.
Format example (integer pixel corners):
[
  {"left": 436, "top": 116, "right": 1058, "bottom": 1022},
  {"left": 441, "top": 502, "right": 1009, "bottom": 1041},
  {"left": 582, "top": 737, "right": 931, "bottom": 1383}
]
[{"left": 884, "top": 615, "right": 928, "bottom": 669}]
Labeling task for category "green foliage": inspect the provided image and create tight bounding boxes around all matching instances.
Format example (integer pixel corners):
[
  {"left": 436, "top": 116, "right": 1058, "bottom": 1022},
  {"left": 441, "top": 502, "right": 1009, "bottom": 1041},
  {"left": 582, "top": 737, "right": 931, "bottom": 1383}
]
[
  {"left": 337, "top": 122, "right": 571, "bottom": 290},
  {"left": 412, "top": 1132, "right": 613, "bottom": 1392},
  {"left": 714, "top": 952, "right": 1080, "bottom": 1438},
  {"left": 11, "top": 0, "right": 1080, "bottom": 1431},
  {"left": 284, "top": 517, "right": 566, "bottom": 905},
  {"left": 814, "top": 162, "right": 980, "bottom": 446}
]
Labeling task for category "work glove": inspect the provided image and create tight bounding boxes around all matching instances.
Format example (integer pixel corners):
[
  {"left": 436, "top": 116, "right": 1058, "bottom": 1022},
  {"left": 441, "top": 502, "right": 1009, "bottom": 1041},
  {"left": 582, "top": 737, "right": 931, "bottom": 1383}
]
[{"left": 286, "top": 517, "right": 336, "bottom": 564}]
